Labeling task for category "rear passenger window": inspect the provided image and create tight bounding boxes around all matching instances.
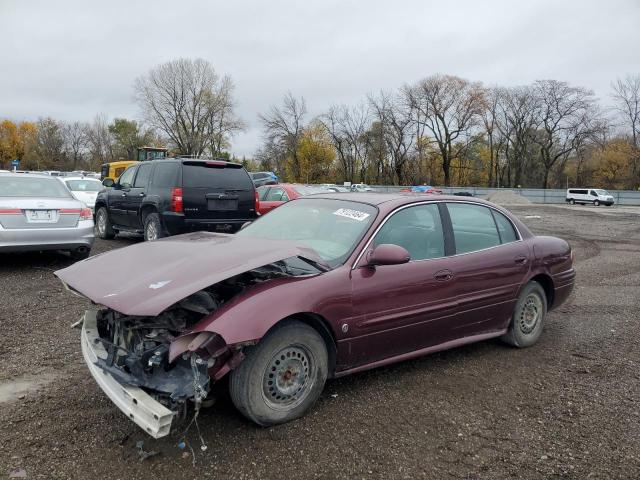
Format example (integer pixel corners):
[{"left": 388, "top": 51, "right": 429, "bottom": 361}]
[
  {"left": 373, "top": 204, "right": 444, "bottom": 261},
  {"left": 134, "top": 164, "right": 152, "bottom": 187},
  {"left": 447, "top": 203, "right": 500, "bottom": 254},
  {"left": 266, "top": 187, "right": 285, "bottom": 201},
  {"left": 492, "top": 210, "right": 518, "bottom": 243},
  {"left": 257, "top": 186, "right": 270, "bottom": 201},
  {"left": 152, "top": 163, "right": 180, "bottom": 188}
]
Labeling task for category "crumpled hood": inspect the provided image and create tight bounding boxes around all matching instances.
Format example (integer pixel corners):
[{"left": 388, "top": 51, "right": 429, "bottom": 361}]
[{"left": 55, "top": 232, "right": 321, "bottom": 316}]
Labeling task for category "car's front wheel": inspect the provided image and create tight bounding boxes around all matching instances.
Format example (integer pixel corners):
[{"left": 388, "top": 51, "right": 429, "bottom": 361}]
[
  {"left": 229, "top": 320, "right": 328, "bottom": 426},
  {"left": 594, "top": 200, "right": 600, "bottom": 206},
  {"left": 501, "top": 281, "right": 547, "bottom": 348},
  {"left": 95, "top": 207, "right": 115, "bottom": 239},
  {"left": 569, "top": 199, "right": 575, "bottom": 205}
]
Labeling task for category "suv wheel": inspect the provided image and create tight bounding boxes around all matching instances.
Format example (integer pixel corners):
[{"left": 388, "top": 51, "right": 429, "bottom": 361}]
[
  {"left": 569, "top": 199, "right": 575, "bottom": 205},
  {"left": 95, "top": 207, "right": 115, "bottom": 239},
  {"left": 594, "top": 200, "right": 600, "bottom": 206},
  {"left": 143, "top": 213, "right": 164, "bottom": 241}
]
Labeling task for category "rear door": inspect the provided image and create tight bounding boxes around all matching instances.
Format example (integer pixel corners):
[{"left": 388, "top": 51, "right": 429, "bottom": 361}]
[
  {"left": 443, "top": 202, "right": 530, "bottom": 337},
  {"left": 181, "top": 161, "right": 256, "bottom": 225}
]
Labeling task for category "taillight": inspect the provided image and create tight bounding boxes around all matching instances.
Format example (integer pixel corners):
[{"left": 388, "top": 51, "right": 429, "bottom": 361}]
[
  {"left": 0, "top": 208, "right": 21, "bottom": 214},
  {"left": 171, "top": 187, "right": 183, "bottom": 213},
  {"left": 254, "top": 189, "right": 260, "bottom": 214},
  {"left": 80, "top": 208, "right": 92, "bottom": 220}
]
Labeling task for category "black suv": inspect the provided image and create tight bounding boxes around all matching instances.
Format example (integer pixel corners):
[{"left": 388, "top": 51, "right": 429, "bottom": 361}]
[{"left": 95, "top": 158, "right": 258, "bottom": 241}]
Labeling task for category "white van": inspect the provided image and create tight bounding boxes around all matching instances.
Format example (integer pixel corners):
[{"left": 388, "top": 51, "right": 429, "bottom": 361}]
[{"left": 566, "top": 188, "right": 614, "bottom": 206}]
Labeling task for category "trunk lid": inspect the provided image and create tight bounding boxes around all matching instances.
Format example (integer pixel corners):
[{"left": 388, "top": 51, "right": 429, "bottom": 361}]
[
  {"left": 55, "top": 232, "right": 321, "bottom": 316},
  {"left": 0, "top": 197, "right": 84, "bottom": 229}
]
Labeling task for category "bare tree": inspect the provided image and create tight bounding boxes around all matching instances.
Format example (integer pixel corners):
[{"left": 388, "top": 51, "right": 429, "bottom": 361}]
[
  {"left": 495, "top": 86, "right": 539, "bottom": 187},
  {"left": 320, "top": 103, "right": 370, "bottom": 182},
  {"left": 86, "top": 114, "right": 115, "bottom": 169},
  {"left": 258, "top": 92, "right": 307, "bottom": 180},
  {"left": 369, "top": 91, "right": 415, "bottom": 184},
  {"left": 62, "top": 121, "right": 89, "bottom": 170},
  {"left": 404, "top": 74, "right": 485, "bottom": 186},
  {"left": 135, "top": 58, "right": 241, "bottom": 157},
  {"left": 481, "top": 87, "right": 506, "bottom": 187},
  {"left": 205, "top": 76, "right": 245, "bottom": 156},
  {"left": 532, "top": 80, "right": 597, "bottom": 188},
  {"left": 611, "top": 75, "right": 640, "bottom": 186},
  {"left": 35, "top": 118, "right": 66, "bottom": 170}
]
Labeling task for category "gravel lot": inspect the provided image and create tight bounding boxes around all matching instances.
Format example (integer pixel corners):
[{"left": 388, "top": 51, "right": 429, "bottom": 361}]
[{"left": 1, "top": 205, "right": 639, "bottom": 479}]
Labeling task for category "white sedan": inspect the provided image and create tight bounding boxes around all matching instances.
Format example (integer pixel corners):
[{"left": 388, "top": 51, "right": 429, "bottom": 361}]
[{"left": 59, "top": 176, "right": 104, "bottom": 212}]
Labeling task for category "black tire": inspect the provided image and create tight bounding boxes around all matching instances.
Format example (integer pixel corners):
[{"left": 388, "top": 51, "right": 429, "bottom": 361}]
[
  {"left": 95, "top": 207, "right": 115, "bottom": 239},
  {"left": 501, "top": 281, "right": 547, "bottom": 348},
  {"left": 143, "top": 212, "right": 164, "bottom": 241},
  {"left": 594, "top": 200, "right": 600, "bottom": 206},
  {"left": 569, "top": 199, "right": 575, "bottom": 205},
  {"left": 229, "top": 320, "right": 328, "bottom": 426},
  {"left": 69, "top": 248, "right": 90, "bottom": 261}
]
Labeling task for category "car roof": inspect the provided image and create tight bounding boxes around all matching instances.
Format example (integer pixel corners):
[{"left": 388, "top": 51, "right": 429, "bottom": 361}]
[
  {"left": 57, "top": 176, "right": 101, "bottom": 182},
  {"left": 308, "top": 192, "right": 500, "bottom": 208}
]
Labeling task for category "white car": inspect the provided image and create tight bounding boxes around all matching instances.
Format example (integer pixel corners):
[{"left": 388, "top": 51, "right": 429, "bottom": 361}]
[
  {"left": 59, "top": 176, "right": 104, "bottom": 212},
  {"left": 566, "top": 188, "right": 614, "bottom": 206},
  {"left": 350, "top": 183, "right": 373, "bottom": 192}
]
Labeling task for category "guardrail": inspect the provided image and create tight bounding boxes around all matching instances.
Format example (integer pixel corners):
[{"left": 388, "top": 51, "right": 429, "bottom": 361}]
[{"left": 366, "top": 186, "right": 640, "bottom": 206}]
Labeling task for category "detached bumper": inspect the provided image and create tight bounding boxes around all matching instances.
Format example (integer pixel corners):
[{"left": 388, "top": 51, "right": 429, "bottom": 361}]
[{"left": 80, "top": 310, "right": 174, "bottom": 438}]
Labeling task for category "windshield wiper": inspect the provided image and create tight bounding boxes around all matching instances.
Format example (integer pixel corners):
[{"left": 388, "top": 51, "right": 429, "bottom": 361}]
[{"left": 297, "top": 255, "right": 331, "bottom": 272}]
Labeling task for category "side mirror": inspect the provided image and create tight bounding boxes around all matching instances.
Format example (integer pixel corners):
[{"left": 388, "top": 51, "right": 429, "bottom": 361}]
[
  {"left": 102, "top": 178, "right": 114, "bottom": 188},
  {"left": 366, "top": 244, "right": 410, "bottom": 267}
]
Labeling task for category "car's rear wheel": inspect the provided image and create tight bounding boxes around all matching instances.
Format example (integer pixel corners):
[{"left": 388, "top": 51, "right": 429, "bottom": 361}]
[
  {"left": 229, "top": 320, "right": 328, "bottom": 426},
  {"left": 594, "top": 200, "right": 600, "bottom": 206},
  {"left": 143, "top": 213, "right": 164, "bottom": 241},
  {"left": 569, "top": 199, "right": 575, "bottom": 205},
  {"left": 95, "top": 207, "right": 115, "bottom": 239},
  {"left": 501, "top": 281, "right": 547, "bottom": 348}
]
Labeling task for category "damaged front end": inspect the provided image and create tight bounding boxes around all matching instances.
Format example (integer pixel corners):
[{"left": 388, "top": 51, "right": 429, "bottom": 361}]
[{"left": 78, "top": 260, "right": 314, "bottom": 438}]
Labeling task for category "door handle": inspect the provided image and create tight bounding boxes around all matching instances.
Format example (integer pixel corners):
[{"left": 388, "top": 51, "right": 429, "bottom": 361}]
[
  {"left": 138, "top": 193, "right": 145, "bottom": 197},
  {"left": 121, "top": 193, "right": 127, "bottom": 197},
  {"left": 514, "top": 255, "right": 528, "bottom": 265},
  {"left": 434, "top": 269, "right": 454, "bottom": 281}
]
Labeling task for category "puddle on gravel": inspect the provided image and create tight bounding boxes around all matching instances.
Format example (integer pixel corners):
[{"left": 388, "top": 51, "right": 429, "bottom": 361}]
[{"left": 0, "top": 373, "right": 60, "bottom": 403}]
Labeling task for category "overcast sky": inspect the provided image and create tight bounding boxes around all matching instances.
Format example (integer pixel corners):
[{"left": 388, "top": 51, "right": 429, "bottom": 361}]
[{"left": 1, "top": 0, "right": 639, "bottom": 157}]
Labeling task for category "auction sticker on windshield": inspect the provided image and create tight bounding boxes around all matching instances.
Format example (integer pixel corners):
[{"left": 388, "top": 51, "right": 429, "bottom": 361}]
[{"left": 333, "top": 208, "right": 370, "bottom": 221}]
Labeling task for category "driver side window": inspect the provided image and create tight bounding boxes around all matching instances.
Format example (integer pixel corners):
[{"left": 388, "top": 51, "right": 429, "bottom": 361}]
[
  {"left": 373, "top": 204, "right": 445, "bottom": 261},
  {"left": 118, "top": 166, "right": 137, "bottom": 188}
]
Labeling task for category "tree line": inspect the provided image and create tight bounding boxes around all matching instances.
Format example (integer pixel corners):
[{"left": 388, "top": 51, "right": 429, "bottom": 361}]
[
  {"left": 1, "top": 57, "right": 638, "bottom": 190},
  {"left": 258, "top": 74, "right": 640, "bottom": 190}
]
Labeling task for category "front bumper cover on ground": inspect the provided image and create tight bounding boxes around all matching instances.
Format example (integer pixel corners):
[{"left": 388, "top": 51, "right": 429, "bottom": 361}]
[{"left": 80, "top": 310, "right": 175, "bottom": 438}]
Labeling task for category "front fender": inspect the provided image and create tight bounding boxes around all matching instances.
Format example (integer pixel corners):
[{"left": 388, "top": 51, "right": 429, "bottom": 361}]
[{"left": 191, "top": 268, "right": 352, "bottom": 346}]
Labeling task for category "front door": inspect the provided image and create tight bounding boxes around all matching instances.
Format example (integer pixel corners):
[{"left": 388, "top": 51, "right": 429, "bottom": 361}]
[
  {"left": 108, "top": 165, "right": 137, "bottom": 227},
  {"left": 347, "top": 203, "right": 457, "bottom": 367}
]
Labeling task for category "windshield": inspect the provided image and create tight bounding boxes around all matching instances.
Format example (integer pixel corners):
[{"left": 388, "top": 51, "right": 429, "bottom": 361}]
[
  {"left": 0, "top": 176, "right": 72, "bottom": 198},
  {"left": 237, "top": 198, "right": 377, "bottom": 267},
  {"left": 65, "top": 179, "right": 103, "bottom": 192},
  {"left": 595, "top": 189, "right": 609, "bottom": 196}
]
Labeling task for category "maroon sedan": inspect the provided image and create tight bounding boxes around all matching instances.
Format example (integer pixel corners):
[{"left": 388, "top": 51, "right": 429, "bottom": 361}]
[{"left": 56, "top": 194, "right": 575, "bottom": 437}]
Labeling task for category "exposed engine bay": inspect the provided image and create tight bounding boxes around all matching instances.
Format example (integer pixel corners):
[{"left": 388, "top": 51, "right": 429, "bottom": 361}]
[{"left": 91, "top": 259, "right": 317, "bottom": 416}]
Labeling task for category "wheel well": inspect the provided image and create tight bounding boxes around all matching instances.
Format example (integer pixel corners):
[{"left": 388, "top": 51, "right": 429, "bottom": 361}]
[
  {"left": 530, "top": 274, "right": 555, "bottom": 309},
  {"left": 274, "top": 313, "right": 338, "bottom": 378},
  {"left": 140, "top": 206, "right": 157, "bottom": 224}
]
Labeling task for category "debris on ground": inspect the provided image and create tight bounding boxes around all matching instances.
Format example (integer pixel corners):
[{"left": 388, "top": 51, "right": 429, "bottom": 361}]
[
  {"left": 135, "top": 441, "right": 160, "bottom": 462},
  {"left": 525, "top": 215, "right": 542, "bottom": 219},
  {"left": 8, "top": 468, "right": 27, "bottom": 478},
  {"left": 486, "top": 190, "right": 532, "bottom": 205}
]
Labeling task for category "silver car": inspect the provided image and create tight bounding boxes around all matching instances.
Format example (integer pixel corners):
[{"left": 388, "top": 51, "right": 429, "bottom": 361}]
[{"left": 0, "top": 173, "right": 94, "bottom": 259}]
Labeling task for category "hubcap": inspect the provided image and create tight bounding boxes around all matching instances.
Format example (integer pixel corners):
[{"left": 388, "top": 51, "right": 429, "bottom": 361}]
[
  {"left": 146, "top": 222, "right": 157, "bottom": 241},
  {"left": 262, "top": 346, "right": 313, "bottom": 410},
  {"left": 97, "top": 211, "right": 106, "bottom": 235},
  {"left": 519, "top": 293, "right": 542, "bottom": 334}
]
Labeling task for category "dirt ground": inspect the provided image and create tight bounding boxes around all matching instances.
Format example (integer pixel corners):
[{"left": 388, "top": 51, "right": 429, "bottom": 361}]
[{"left": 1, "top": 205, "right": 639, "bottom": 479}]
